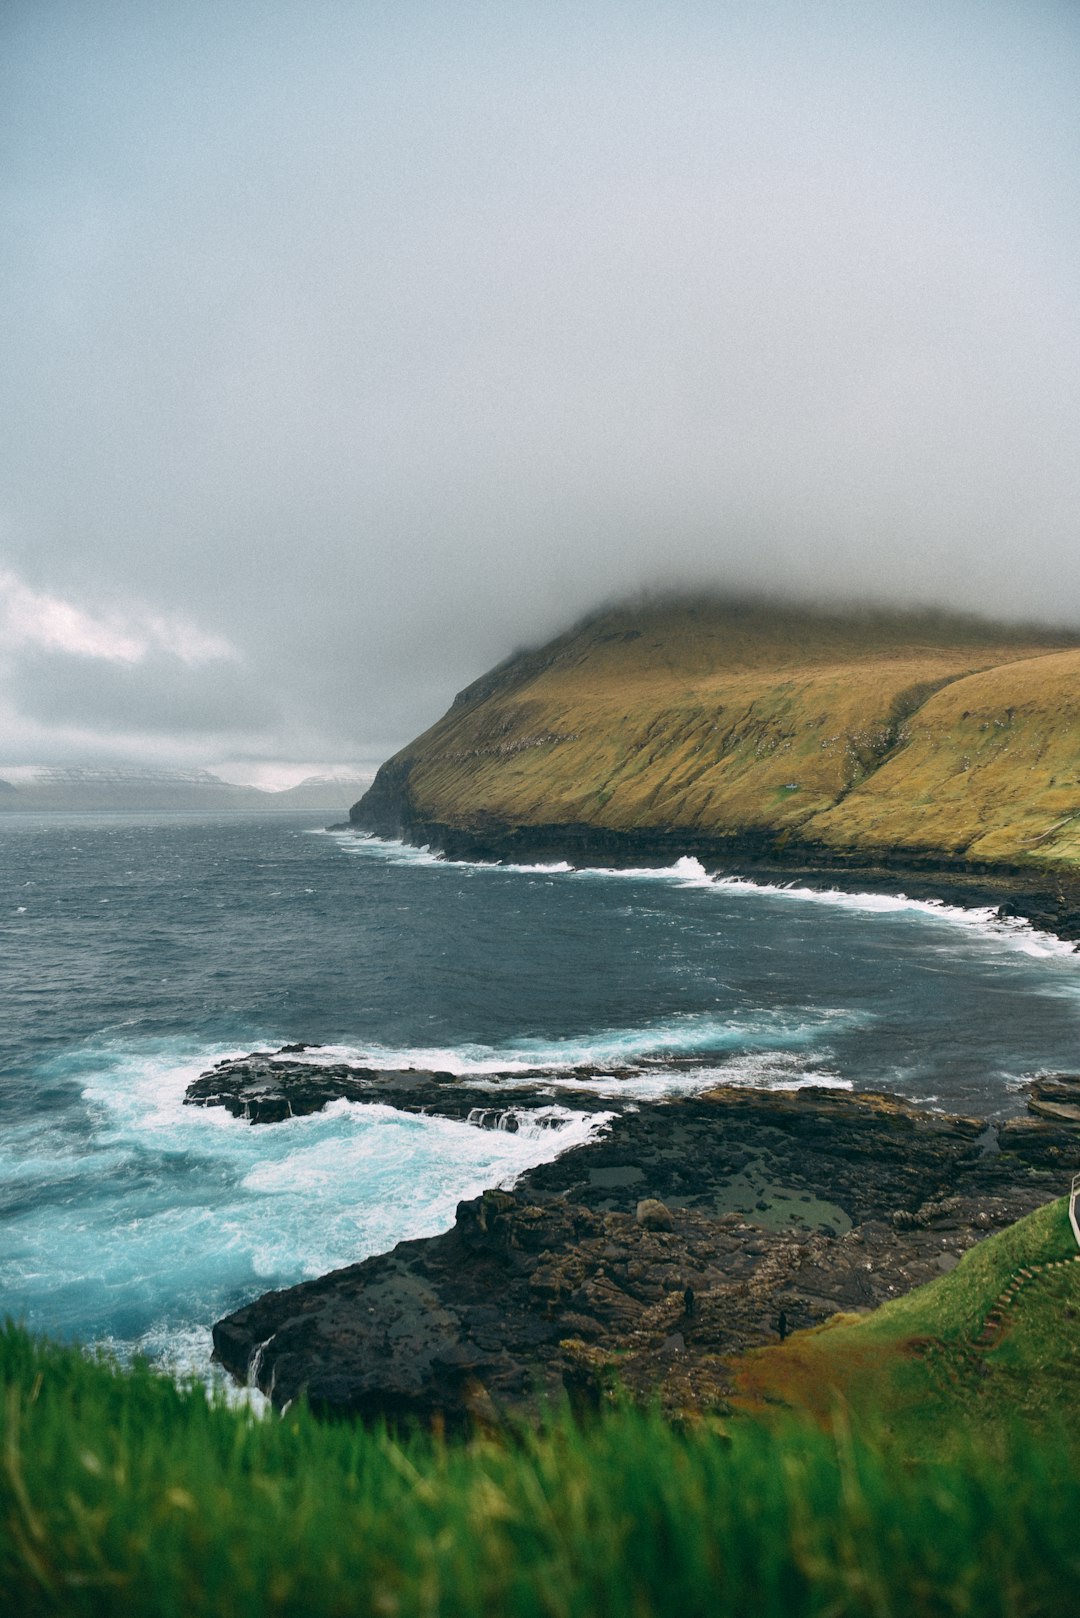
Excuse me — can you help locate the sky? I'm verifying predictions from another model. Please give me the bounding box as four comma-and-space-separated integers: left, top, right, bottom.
2, 1, 1079, 782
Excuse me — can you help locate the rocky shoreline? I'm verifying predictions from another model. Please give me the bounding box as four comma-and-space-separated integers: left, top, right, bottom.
338, 809, 1080, 946
189, 1049, 1080, 1426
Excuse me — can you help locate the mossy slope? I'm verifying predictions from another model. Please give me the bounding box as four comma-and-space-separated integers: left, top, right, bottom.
731, 1193, 1080, 1449
353, 598, 1080, 870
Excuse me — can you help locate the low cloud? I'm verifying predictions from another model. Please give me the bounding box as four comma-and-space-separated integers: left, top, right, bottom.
1, 2, 1078, 769
0, 563, 270, 764
0, 567, 237, 667
8, 646, 276, 737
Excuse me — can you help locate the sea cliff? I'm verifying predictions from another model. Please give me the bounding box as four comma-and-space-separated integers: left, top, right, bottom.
349, 598, 1080, 922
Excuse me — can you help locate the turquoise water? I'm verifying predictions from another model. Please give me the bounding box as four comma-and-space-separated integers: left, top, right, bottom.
3, 812, 1079, 1372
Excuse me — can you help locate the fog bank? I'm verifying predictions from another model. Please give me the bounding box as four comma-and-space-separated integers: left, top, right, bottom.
2, 1, 1078, 773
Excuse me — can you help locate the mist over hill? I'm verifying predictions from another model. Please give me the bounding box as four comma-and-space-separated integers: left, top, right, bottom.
3, 3, 1079, 770
351, 595, 1080, 873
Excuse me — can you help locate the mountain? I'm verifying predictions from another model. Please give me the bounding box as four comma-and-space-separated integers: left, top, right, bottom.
350, 596, 1080, 879
263, 774, 374, 811
0, 766, 370, 814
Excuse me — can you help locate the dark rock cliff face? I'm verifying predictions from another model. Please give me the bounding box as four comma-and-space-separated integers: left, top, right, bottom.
195, 1053, 1080, 1426
350, 755, 416, 838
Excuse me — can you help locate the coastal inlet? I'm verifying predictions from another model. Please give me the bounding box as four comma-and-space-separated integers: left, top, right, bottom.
4, 812, 1080, 1377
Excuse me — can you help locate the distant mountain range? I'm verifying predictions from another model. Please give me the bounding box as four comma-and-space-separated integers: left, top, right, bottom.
0, 767, 371, 813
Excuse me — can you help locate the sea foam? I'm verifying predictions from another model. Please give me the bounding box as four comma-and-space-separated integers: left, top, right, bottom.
0, 1038, 609, 1376
288, 1003, 859, 1078
334, 832, 1076, 957
711, 876, 1078, 958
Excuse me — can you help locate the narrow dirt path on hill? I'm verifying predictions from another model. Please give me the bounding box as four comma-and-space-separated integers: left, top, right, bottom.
914, 1251, 1080, 1393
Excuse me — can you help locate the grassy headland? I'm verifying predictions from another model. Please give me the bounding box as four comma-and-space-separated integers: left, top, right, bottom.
732, 1191, 1080, 1451
352, 596, 1080, 879
3, 1197, 1079, 1616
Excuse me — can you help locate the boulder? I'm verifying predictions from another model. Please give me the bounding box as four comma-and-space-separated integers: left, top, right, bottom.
636, 1198, 675, 1231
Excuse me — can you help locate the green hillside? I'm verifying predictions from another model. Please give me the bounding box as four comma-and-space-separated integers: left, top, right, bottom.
732, 1192, 1080, 1450
351, 597, 1080, 874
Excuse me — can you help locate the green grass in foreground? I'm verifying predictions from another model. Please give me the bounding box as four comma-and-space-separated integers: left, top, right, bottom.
4, 1323, 1080, 1617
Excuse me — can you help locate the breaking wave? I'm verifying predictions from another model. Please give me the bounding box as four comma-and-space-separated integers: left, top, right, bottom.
287, 1004, 858, 1077
335, 833, 1076, 956
0, 1038, 609, 1373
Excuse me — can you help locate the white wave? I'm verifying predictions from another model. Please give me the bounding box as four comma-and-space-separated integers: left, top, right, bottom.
336, 834, 713, 887
78, 1038, 250, 1134
712, 876, 1077, 958
287, 1006, 855, 1077
2, 1039, 608, 1374
500, 860, 574, 874
332, 831, 576, 877
1005, 1068, 1058, 1092
269, 1030, 856, 1101
575, 862, 1077, 957
330, 834, 1075, 958
93, 1323, 271, 1414
468, 1049, 852, 1100
569, 854, 714, 886
463, 1103, 606, 1137
239, 1098, 609, 1199
328, 831, 446, 866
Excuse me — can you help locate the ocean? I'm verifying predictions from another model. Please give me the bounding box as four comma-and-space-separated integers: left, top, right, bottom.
3, 811, 1079, 1378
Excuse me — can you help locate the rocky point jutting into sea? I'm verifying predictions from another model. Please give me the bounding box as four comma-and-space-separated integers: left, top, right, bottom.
192, 1049, 1080, 1424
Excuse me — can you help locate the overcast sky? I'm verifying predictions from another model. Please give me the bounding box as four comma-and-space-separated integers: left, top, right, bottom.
2, 1, 1079, 782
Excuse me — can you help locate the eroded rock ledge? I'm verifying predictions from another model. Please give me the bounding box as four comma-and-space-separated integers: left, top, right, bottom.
189, 1053, 1080, 1425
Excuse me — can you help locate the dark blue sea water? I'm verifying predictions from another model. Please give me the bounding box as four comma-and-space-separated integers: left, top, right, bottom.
3, 812, 1080, 1375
